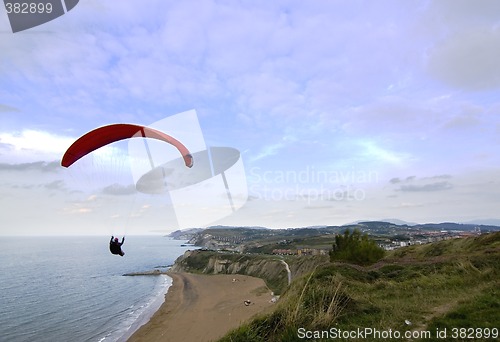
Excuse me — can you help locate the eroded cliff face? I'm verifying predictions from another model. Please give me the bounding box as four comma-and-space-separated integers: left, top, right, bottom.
169, 250, 195, 272
169, 250, 289, 294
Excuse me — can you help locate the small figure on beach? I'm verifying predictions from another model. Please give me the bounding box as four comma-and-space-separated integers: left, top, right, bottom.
109, 236, 125, 256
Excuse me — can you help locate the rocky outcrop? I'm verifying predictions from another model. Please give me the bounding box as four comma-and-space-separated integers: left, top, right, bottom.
169, 250, 196, 272
167, 228, 204, 241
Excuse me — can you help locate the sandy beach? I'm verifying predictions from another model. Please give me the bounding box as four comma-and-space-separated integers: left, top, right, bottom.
127, 273, 275, 342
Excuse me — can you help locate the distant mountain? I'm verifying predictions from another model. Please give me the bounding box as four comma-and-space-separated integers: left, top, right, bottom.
341, 220, 369, 226
206, 225, 270, 230
173, 220, 500, 239
461, 218, 500, 226
415, 222, 500, 232
380, 218, 418, 226
167, 228, 204, 239
339, 220, 500, 233
301, 225, 328, 229
343, 219, 418, 226
342, 219, 500, 230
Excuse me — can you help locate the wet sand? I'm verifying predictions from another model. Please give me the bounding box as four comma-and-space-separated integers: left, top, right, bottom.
127, 273, 275, 342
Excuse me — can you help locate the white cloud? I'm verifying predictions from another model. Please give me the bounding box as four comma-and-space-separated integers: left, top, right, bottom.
0, 130, 76, 164
0, 104, 20, 112
249, 142, 286, 163
2, 1, 500, 233
428, 0, 500, 29
358, 141, 411, 165
428, 28, 500, 90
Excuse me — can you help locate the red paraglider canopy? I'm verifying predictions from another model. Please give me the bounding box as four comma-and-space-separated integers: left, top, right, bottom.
61, 124, 193, 168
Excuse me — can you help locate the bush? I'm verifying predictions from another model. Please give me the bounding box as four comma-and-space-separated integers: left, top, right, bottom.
329, 229, 385, 265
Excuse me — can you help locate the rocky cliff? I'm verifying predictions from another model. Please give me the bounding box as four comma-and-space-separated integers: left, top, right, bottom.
170, 250, 289, 294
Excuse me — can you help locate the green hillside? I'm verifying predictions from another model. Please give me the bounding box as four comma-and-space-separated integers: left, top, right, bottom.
218, 232, 500, 341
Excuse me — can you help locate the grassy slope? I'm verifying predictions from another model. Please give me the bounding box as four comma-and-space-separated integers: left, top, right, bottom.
218, 232, 500, 341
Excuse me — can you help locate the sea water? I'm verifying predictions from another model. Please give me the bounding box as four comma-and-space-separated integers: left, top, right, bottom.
0, 236, 194, 342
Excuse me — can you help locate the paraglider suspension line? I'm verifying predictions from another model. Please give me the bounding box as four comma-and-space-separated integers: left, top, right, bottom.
221, 172, 235, 212
140, 128, 155, 169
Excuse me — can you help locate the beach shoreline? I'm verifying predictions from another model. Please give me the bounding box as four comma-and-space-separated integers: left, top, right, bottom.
117, 275, 173, 342
127, 272, 275, 342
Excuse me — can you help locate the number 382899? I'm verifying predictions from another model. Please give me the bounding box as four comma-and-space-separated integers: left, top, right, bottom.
5, 2, 53, 14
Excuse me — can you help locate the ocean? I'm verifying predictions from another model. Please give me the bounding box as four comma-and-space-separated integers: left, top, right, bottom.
0, 236, 194, 342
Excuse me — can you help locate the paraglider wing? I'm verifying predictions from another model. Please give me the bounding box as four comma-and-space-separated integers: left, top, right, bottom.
61, 124, 193, 168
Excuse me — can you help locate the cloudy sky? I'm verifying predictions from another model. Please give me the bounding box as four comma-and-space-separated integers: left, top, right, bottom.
1, 0, 500, 235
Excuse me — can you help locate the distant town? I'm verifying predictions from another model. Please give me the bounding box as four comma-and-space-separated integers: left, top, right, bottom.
169, 221, 498, 255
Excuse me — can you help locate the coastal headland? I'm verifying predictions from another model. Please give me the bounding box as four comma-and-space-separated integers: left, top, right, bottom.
129, 226, 500, 341
127, 272, 275, 342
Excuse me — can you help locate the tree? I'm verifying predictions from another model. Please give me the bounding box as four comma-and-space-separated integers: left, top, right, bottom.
329, 229, 385, 265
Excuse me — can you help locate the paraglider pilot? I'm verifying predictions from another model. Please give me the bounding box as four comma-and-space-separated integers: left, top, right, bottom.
110, 236, 125, 256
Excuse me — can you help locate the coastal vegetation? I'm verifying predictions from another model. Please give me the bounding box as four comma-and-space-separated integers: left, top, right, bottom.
217, 232, 500, 341
329, 228, 385, 265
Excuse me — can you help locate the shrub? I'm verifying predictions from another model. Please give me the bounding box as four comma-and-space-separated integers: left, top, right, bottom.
329, 229, 385, 265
